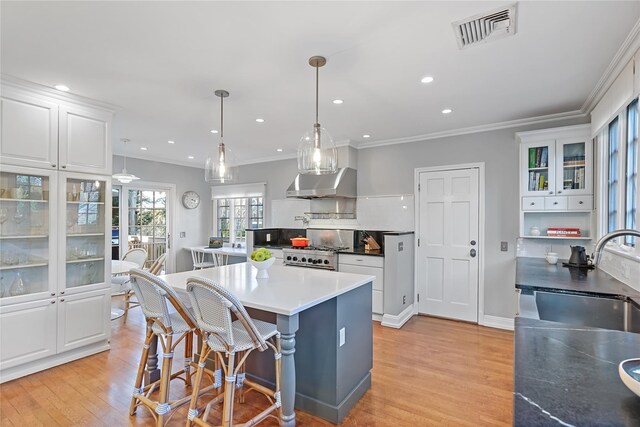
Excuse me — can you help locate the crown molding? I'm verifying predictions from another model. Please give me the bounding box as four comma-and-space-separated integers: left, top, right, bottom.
356, 109, 587, 150
1, 74, 119, 112
118, 152, 205, 170
581, 17, 640, 114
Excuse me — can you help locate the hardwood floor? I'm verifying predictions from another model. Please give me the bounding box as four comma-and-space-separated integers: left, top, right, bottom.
0, 300, 514, 426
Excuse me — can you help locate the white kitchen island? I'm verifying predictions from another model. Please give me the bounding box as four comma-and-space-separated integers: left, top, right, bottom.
158, 262, 375, 426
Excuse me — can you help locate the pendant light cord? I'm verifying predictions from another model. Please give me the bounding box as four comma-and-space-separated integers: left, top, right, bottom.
220, 93, 224, 143
315, 64, 319, 126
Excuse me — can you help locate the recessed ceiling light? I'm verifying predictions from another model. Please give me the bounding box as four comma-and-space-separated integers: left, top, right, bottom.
256, 118, 265, 123
442, 108, 453, 114
54, 84, 70, 91
210, 129, 219, 134
188, 155, 194, 160
332, 99, 343, 104
362, 134, 371, 138
276, 148, 283, 152
167, 140, 175, 144
421, 76, 434, 84
140, 147, 148, 151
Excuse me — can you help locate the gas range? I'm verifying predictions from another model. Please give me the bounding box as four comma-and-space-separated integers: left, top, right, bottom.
282, 246, 348, 270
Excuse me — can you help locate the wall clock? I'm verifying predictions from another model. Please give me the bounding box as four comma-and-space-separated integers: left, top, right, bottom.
182, 190, 200, 209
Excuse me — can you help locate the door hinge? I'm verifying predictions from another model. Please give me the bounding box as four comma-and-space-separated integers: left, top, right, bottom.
418, 238, 420, 247
418, 183, 421, 192
167, 233, 171, 249
417, 293, 420, 302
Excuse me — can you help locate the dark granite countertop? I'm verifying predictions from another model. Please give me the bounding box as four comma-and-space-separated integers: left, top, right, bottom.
516, 257, 640, 307
515, 317, 640, 426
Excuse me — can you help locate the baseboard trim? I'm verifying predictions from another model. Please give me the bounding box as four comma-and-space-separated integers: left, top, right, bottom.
372, 313, 383, 322
0, 341, 110, 384
480, 315, 515, 331
381, 304, 414, 329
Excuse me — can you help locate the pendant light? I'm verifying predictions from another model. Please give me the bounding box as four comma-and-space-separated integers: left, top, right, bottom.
297, 56, 337, 175
112, 138, 140, 184
205, 90, 237, 183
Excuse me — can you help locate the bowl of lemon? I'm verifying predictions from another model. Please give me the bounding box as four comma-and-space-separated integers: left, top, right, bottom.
249, 248, 276, 279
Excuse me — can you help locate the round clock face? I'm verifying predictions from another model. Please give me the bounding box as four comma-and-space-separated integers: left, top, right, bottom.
182, 191, 200, 209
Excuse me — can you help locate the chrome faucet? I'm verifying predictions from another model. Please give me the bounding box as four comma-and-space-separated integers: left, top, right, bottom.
294, 215, 310, 227
592, 229, 640, 267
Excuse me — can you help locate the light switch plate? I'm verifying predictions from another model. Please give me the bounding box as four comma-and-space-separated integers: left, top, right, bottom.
339, 327, 345, 347
180, 232, 186, 238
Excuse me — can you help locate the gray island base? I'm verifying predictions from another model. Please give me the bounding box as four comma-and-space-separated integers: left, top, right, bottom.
247, 282, 373, 424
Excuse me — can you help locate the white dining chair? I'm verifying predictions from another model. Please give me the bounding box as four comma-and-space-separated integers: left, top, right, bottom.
112, 247, 148, 322
190, 248, 215, 270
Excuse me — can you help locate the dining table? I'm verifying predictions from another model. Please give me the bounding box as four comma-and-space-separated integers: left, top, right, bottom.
155, 262, 375, 426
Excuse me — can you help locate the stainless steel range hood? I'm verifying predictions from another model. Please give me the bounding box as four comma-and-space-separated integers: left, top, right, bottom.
286, 167, 357, 199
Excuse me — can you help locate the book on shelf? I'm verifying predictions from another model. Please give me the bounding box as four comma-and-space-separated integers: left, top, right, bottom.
540, 147, 548, 167
547, 227, 582, 237
528, 148, 536, 168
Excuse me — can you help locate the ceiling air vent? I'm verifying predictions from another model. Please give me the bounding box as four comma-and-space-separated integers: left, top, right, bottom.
452, 3, 517, 49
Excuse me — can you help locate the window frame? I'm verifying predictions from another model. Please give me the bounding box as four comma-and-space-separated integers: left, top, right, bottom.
213, 196, 264, 243
598, 94, 640, 258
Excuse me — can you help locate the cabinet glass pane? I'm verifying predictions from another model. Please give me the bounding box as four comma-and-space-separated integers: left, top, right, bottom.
65, 178, 107, 289
0, 170, 50, 298
562, 142, 586, 191
527, 146, 550, 192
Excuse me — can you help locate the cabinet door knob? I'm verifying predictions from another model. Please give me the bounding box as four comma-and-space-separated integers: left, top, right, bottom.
557, 191, 562, 194
553, 202, 558, 205
51, 164, 57, 168
60, 299, 65, 302
530, 202, 535, 205
61, 165, 67, 169
60, 291, 65, 295
51, 293, 55, 296
579, 201, 584, 204
549, 191, 553, 194
51, 300, 56, 304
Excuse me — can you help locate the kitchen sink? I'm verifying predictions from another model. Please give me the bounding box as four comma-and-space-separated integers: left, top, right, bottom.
519, 290, 640, 333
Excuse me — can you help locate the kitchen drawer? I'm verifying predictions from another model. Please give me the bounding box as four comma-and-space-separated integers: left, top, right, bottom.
522, 197, 544, 211
372, 290, 383, 314
338, 254, 384, 268
338, 263, 383, 291
544, 196, 567, 210
568, 195, 592, 210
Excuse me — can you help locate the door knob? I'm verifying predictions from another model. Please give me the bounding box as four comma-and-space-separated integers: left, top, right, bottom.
470, 249, 477, 257
470, 240, 476, 246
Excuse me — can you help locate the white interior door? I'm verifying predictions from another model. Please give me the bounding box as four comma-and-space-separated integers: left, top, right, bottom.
417, 167, 479, 322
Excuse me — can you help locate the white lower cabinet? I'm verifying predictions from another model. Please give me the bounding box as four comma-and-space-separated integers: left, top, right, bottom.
0, 299, 57, 370
338, 254, 384, 315
57, 289, 110, 353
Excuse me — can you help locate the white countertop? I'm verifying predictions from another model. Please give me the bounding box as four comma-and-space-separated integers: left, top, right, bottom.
158, 262, 374, 316
187, 246, 247, 257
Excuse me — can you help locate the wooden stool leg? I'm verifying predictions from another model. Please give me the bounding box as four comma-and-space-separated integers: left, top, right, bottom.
156, 335, 173, 427
237, 351, 246, 404
130, 326, 155, 415
221, 353, 236, 427
123, 290, 131, 323
186, 343, 212, 427
184, 332, 193, 387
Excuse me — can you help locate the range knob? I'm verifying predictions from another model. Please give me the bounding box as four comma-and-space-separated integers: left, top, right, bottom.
312, 259, 317, 264
307, 258, 313, 263
286, 256, 292, 261
301, 257, 307, 262
324, 260, 330, 265
292, 256, 298, 261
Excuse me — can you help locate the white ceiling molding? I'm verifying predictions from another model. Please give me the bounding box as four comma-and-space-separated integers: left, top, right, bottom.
355, 109, 587, 149
211, 182, 266, 199
581, 17, 640, 114
1, 73, 118, 112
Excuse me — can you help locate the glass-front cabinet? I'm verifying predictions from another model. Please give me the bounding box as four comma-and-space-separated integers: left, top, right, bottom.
0, 166, 57, 304
59, 173, 110, 296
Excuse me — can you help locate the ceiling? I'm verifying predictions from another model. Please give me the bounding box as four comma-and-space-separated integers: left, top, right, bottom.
2, 1, 639, 168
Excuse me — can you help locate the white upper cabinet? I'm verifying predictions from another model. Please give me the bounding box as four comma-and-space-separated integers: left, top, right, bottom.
0, 83, 112, 175
518, 125, 592, 198
0, 89, 58, 170
59, 105, 111, 174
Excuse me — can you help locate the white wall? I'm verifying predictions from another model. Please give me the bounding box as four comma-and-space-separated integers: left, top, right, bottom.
113, 155, 212, 272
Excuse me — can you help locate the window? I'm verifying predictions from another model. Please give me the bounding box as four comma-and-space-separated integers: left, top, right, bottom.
625, 99, 638, 246
215, 197, 263, 242
608, 118, 619, 232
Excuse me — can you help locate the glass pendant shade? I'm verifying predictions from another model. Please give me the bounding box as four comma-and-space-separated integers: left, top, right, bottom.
205, 89, 237, 183
205, 142, 237, 183
298, 56, 338, 175
298, 124, 337, 174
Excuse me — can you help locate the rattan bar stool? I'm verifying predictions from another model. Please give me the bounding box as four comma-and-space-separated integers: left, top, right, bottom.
128, 269, 218, 426
185, 277, 282, 427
